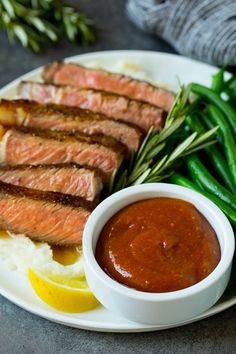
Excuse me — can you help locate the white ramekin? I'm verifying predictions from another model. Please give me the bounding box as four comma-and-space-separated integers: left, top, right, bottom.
83, 183, 235, 325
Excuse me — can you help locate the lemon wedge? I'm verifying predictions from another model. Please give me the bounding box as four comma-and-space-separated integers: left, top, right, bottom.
28, 268, 99, 313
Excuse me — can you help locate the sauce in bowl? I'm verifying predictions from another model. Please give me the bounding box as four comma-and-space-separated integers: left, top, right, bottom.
95, 198, 221, 293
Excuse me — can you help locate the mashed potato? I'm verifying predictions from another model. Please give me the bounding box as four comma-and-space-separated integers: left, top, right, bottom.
0, 231, 84, 277
86, 60, 150, 81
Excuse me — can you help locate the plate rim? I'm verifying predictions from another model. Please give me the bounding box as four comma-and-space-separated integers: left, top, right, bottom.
1, 281, 236, 332
0, 49, 235, 332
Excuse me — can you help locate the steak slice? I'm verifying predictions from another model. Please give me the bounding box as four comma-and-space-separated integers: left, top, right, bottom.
43, 61, 175, 111
18, 81, 166, 132
0, 127, 124, 182
0, 99, 142, 152
0, 164, 103, 201
0, 181, 93, 245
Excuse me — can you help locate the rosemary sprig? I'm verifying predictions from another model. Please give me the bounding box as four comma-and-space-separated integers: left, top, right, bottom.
110, 85, 218, 194
0, 0, 96, 52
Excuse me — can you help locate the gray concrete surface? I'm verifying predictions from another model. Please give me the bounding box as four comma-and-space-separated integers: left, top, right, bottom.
0, 1, 236, 353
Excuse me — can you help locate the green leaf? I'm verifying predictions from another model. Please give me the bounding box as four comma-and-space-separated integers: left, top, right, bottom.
108, 168, 118, 195
165, 84, 191, 127
2, 0, 15, 19
158, 115, 185, 143
187, 126, 218, 150
28, 36, 41, 52
110, 85, 216, 193
135, 127, 153, 162
0, 0, 96, 52
165, 132, 197, 164
128, 161, 151, 184
150, 155, 168, 175
113, 170, 127, 193
1, 12, 11, 25
13, 24, 28, 46
183, 140, 217, 156
133, 169, 151, 185
145, 142, 165, 160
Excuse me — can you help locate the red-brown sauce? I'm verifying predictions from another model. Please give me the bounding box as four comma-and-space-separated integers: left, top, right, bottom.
95, 198, 221, 292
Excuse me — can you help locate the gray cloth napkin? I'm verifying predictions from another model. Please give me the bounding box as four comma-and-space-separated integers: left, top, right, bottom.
127, 0, 236, 66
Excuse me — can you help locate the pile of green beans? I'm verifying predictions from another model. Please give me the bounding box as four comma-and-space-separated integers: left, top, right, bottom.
169, 70, 236, 228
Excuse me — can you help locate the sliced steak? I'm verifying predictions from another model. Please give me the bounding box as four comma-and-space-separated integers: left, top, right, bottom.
18, 81, 166, 132
0, 164, 103, 201
0, 127, 124, 182
0, 181, 93, 245
43, 61, 175, 111
0, 99, 142, 152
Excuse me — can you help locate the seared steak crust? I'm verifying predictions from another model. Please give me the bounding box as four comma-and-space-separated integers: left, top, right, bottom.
0, 180, 94, 209
14, 125, 127, 154
0, 99, 142, 151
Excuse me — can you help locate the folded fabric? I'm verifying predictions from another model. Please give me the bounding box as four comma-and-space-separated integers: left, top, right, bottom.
127, 0, 236, 66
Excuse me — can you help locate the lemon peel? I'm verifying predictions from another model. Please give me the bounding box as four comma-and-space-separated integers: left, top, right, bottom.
28, 268, 99, 313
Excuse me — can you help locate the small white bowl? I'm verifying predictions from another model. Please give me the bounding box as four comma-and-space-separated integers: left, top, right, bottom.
83, 183, 235, 325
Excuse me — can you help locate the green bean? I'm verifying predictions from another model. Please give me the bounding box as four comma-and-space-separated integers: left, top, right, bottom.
198, 112, 223, 144
211, 69, 224, 93
201, 113, 215, 130
186, 154, 236, 210
186, 115, 235, 192
187, 97, 202, 113
186, 115, 204, 133
169, 172, 236, 226
224, 76, 236, 98
207, 104, 236, 190
191, 83, 236, 138
224, 76, 235, 89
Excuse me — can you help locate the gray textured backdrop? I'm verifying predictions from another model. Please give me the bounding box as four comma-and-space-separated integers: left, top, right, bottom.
0, 1, 236, 353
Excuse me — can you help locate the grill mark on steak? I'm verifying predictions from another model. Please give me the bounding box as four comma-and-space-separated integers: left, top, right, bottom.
0, 181, 92, 245
0, 180, 94, 209
18, 81, 166, 132
43, 61, 175, 111
0, 99, 142, 151
0, 164, 103, 201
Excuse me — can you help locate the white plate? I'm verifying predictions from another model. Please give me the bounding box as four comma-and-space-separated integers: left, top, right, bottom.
0, 50, 235, 332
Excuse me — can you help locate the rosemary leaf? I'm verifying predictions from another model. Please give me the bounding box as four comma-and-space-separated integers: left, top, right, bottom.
133, 169, 152, 185
164, 84, 190, 127
108, 168, 118, 195
158, 115, 186, 143
145, 142, 165, 160
0, 0, 96, 52
182, 140, 218, 156
149, 155, 168, 175
128, 162, 151, 185
186, 126, 219, 150
110, 85, 217, 194
165, 132, 197, 164
13, 23, 28, 46
134, 127, 154, 163
112, 170, 128, 193
2, 0, 15, 19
